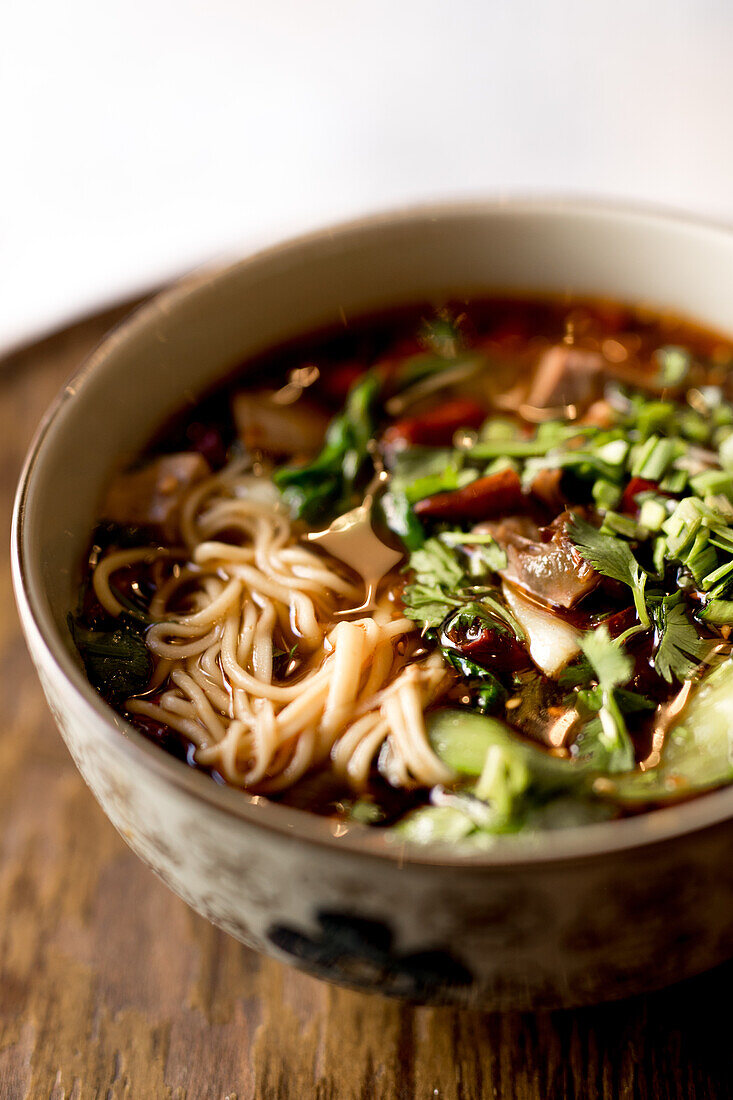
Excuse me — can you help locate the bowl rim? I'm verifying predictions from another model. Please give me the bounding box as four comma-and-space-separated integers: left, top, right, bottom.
12, 194, 733, 869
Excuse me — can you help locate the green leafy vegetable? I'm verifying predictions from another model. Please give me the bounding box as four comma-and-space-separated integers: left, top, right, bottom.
651, 593, 710, 683
654, 345, 691, 388
578, 625, 633, 689
407, 540, 468, 597
596, 661, 733, 804
700, 598, 733, 624
442, 651, 507, 714
388, 446, 475, 504
557, 657, 594, 689
442, 597, 525, 644
417, 709, 594, 836
69, 615, 153, 705
401, 535, 524, 643
439, 529, 508, 572
472, 421, 597, 464
378, 489, 425, 551
400, 584, 461, 629
573, 685, 655, 719
393, 805, 477, 844
274, 372, 380, 523
567, 513, 650, 638
348, 799, 386, 825
577, 625, 635, 772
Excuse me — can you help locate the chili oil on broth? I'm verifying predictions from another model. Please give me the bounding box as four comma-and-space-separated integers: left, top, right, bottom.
70, 296, 733, 843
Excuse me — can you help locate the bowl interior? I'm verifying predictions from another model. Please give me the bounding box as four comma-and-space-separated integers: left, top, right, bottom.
14, 199, 733, 862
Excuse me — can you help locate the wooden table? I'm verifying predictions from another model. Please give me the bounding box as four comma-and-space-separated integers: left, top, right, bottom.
1, 306, 732, 1100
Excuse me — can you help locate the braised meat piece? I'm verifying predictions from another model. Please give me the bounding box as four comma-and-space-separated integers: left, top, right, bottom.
414, 467, 525, 523
232, 390, 328, 458
102, 452, 209, 540
478, 512, 600, 610
526, 346, 606, 412
382, 398, 486, 449
528, 467, 567, 513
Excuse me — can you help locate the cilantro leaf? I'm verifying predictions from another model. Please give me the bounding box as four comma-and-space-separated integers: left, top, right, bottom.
567, 513, 641, 588
651, 592, 711, 683
401, 584, 462, 628
407, 538, 464, 588
401, 540, 520, 637
567, 513, 650, 638
577, 625, 635, 772
578, 625, 633, 691
402, 537, 465, 627
439, 529, 508, 573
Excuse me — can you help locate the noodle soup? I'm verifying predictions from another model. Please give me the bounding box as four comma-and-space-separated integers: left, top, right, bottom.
71, 297, 733, 844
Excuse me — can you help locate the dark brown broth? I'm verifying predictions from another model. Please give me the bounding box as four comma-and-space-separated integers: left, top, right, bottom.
79, 295, 733, 822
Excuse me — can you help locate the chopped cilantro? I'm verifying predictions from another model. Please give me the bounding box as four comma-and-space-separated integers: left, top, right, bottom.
401, 537, 465, 627
651, 592, 711, 683
567, 513, 650, 639
577, 625, 635, 772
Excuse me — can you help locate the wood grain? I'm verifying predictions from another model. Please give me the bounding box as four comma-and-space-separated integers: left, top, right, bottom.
1, 307, 732, 1099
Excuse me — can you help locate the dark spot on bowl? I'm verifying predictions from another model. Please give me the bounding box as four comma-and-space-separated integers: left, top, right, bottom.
268, 909, 472, 1000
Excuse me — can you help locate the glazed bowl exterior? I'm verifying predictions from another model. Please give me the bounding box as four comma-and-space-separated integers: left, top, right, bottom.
12, 200, 733, 1009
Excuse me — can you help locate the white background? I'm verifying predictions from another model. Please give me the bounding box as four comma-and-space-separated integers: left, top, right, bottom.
2, 0, 733, 353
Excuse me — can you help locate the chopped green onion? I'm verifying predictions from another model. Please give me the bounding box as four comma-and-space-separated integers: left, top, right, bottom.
659, 468, 688, 494
700, 599, 733, 624
638, 498, 668, 533
663, 498, 703, 556
678, 410, 710, 444
600, 512, 640, 539
702, 558, 733, 595
683, 530, 717, 586
478, 417, 519, 442
719, 432, 733, 471
654, 345, 691, 387
701, 495, 733, 523
631, 436, 678, 481
653, 536, 668, 576
592, 478, 623, 511
596, 439, 629, 466
690, 469, 733, 499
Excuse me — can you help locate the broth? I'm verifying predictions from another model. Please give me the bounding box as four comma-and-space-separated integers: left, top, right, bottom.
71, 296, 733, 843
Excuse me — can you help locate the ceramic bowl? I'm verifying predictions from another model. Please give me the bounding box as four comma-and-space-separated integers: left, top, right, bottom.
12, 200, 733, 1009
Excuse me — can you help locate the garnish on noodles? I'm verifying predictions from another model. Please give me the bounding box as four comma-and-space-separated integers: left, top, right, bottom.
72, 298, 733, 843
